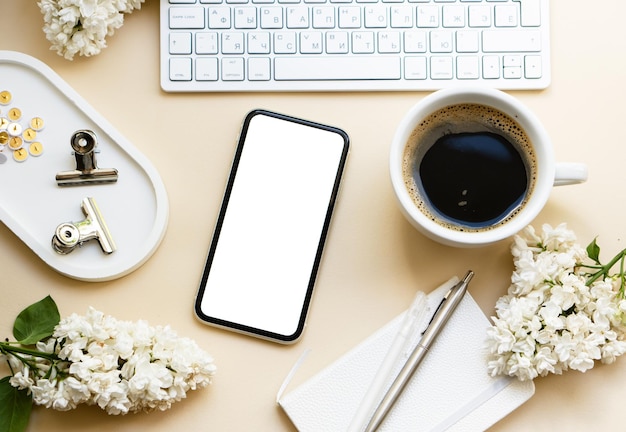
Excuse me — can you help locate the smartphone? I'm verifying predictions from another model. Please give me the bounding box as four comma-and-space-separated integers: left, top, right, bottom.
195, 110, 349, 343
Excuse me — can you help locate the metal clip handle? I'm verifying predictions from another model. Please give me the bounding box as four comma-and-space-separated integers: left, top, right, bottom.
55, 130, 118, 186
52, 197, 116, 255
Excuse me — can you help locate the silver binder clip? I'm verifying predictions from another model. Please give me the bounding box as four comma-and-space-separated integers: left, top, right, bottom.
52, 197, 117, 255
55, 130, 118, 186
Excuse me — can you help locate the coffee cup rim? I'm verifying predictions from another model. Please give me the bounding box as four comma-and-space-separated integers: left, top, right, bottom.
390, 87, 555, 247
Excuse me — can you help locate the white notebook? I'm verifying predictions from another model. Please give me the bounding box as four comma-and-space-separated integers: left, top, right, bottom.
277, 277, 534, 431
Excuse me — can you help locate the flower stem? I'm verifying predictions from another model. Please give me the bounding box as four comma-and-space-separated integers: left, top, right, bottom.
0, 341, 58, 361
584, 248, 626, 294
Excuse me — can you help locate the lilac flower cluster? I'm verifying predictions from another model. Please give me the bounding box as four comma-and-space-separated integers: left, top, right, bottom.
486, 224, 626, 381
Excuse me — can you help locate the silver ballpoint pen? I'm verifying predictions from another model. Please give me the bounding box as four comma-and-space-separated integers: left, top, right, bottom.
363, 270, 475, 432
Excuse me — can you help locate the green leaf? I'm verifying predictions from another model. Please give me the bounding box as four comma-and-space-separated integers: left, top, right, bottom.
587, 238, 601, 264
13, 296, 61, 345
0, 376, 32, 432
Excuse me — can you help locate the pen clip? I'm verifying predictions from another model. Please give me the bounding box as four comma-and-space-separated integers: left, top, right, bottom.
421, 281, 456, 335
422, 271, 474, 336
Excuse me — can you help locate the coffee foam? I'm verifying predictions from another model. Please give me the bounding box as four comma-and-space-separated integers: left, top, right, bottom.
402, 103, 537, 232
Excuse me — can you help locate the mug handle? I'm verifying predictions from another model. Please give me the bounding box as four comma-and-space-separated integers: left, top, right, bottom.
554, 162, 588, 186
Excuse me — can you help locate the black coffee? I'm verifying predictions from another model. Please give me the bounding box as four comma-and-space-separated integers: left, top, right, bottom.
418, 132, 527, 227
402, 103, 536, 232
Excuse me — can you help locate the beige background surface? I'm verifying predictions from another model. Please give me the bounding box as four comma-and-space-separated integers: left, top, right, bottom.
1, 0, 625, 430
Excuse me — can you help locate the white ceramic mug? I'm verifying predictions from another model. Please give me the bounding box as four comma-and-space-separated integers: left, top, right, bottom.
389, 87, 587, 248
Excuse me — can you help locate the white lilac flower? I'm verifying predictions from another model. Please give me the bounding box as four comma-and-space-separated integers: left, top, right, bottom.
37, 0, 145, 60
6, 307, 216, 414
486, 223, 626, 381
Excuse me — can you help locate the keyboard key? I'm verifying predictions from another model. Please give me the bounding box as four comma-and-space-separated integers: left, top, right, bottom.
222, 32, 245, 53
378, 31, 401, 53
274, 31, 297, 53
339, 6, 361, 28
430, 56, 453, 79
313, 6, 336, 28
417, 5, 439, 28
404, 31, 427, 52
261, 6, 284, 27
524, 55, 542, 78
209, 6, 232, 28
503, 65, 522, 78
442, 5, 465, 28
483, 30, 541, 52
222, 58, 245, 80
390, 5, 413, 28
169, 57, 192, 80
352, 31, 375, 53
457, 56, 480, 79
196, 32, 219, 53
516, 0, 541, 27
326, 31, 350, 53
169, 32, 192, 54
456, 30, 479, 53
482, 55, 500, 78
169, 7, 206, 28
503, 55, 522, 67
365, 6, 388, 28
405, 56, 427, 79
234, 6, 258, 28
300, 31, 323, 52
274, 56, 401, 79
430, 31, 453, 53
468, 5, 491, 27
196, 57, 219, 80
495, 5, 518, 27
248, 57, 272, 79
287, 6, 310, 28
248, 31, 271, 53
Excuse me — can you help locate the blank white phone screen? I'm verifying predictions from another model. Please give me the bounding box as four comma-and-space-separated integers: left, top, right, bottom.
196, 111, 348, 342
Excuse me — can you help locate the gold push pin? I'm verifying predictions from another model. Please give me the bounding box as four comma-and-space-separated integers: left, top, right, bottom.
8, 136, 22, 150
29, 142, 44, 156
0, 91, 11, 105
30, 117, 45, 131
0, 117, 8, 130
13, 148, 28, 162
0, 131, 8, 145
56, 130, 118, 186
22, 128, 37, 142
8, 107, 21, 121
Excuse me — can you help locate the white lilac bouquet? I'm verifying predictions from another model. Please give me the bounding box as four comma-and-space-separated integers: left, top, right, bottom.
486, 223, 626, 381
37, 0, 145, 60
0, 296, 216, 432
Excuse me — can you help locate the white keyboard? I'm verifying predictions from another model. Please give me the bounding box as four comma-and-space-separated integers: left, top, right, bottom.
160, 0, 550, 92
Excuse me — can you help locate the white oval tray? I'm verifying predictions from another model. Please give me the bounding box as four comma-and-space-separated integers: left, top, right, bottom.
0, 51, 169, 281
